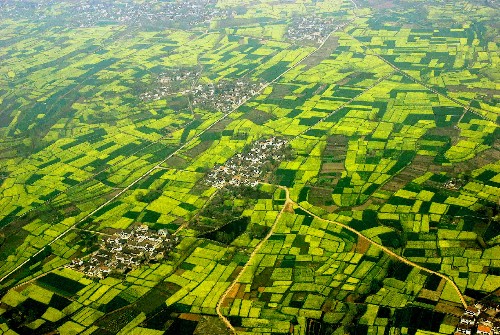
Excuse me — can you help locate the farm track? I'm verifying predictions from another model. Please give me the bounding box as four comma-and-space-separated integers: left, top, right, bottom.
0, 31, 212, 229
217, 184, 467, 333
9, 265, 66, 292
216, 186, 292, 335
289, 198, 468, 309
1, 0, 477, 327
0, 27, 350, 285
346, 0, 497, 126
347, 35, 498, 124
348, 0, 496, 124
293, 71, 395, 140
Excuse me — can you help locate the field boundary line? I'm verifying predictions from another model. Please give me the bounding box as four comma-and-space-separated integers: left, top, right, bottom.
216, 186, 291, 334
216, 182, 467, 334
0, 28, 348, 285
293, 71, 395, 140
346, 34, 497, 124
8, 265, 66, 292
292, 198, 468, 309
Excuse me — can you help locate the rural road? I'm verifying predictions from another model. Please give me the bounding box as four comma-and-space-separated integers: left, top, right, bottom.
216, 185, 467, 333
347, 34, 496, 124
292, 201, 468, 309
216, 186, 292, 335
0, 23, 352, 286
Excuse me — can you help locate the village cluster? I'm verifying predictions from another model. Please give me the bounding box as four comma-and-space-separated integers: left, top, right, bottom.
455, 303, 500, 335
141, 74, 263, 113
286, 16, 338, 43
140, 68, 201, 101
191, 80, 264, 113
1, 0, 230, 27
72, 0, 230, 27
70, 225, 178, 279
206, 137, 288, 189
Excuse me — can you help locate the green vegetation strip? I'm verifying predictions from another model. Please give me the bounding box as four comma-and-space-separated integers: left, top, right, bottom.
291, 194, 468, 309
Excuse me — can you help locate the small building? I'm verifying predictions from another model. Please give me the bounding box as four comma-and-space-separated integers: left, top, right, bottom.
465, 306, 481, 317
460, 315, 476, 326
481, 319, 494, 328
158, 229, 170, 237
137, 224, 149, 233
456, 324, 473, 335
71, 259, 83, 266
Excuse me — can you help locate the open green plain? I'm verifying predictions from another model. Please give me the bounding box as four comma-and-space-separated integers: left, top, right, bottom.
0, 0, 499, 334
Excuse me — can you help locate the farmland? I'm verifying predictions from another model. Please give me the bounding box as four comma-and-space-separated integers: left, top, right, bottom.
0, 0, 499, 334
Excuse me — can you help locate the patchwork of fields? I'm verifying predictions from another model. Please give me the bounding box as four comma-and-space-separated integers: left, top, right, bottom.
0, 0, 499, 334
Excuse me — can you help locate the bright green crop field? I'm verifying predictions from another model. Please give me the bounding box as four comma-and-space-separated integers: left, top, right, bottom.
0, 0, 499, 334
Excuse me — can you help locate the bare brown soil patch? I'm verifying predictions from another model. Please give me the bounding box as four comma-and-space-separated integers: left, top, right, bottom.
164, 155, 189, 169
435, 301, 464, 317
284, 202, 295, 214
236, 284, 246, 299
355, 236, 370, 254
321, 162, 345, 173
179, 313, 201, 321
302, 35, 339, 71
228, 266, 243, 281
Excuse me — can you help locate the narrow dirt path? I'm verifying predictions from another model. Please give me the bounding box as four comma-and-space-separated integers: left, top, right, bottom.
291, 197, 468, 309
217, 182, 467, 334
216, 186, 292, 334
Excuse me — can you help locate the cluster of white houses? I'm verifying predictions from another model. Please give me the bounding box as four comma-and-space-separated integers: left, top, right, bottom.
206, 137, 288, 189
141, 75, 263, 113
70, 225, 178, 279
456, 304, 500, 335
286, 16, 338, 43
65, 0, 229, 28
140, 68, 201, 101
191, 80, 264, 113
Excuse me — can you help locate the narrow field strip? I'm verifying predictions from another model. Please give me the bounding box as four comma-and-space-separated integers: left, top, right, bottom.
291, 199, 468, 309
216, 187, 292, 334
216, 185, 467, 333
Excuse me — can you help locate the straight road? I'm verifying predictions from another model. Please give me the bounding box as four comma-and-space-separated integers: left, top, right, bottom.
0, 24, 351, 285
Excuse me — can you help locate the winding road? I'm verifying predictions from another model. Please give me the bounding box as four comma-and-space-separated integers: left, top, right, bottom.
216, 185, 467, 334
291, 200, 468, 309
216, 186, 292, 334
